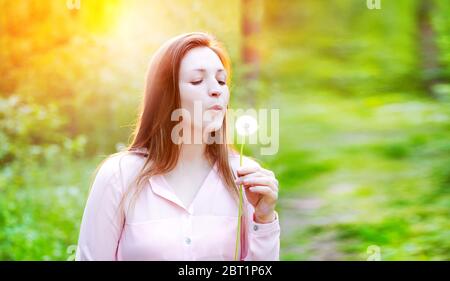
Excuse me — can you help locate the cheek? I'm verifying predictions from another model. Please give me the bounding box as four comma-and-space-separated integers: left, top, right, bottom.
179, 83, 207, 103
179, 84, 197, 111
224, 88, 230, 105
180, 83, 216, 114
179, 83, 207, 128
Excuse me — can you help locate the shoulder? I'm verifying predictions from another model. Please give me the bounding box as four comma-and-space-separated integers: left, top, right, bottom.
99, 151, 146, 174
94, 151, 148, 190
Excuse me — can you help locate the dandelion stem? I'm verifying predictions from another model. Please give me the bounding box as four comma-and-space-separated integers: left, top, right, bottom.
234, 138, 245, 261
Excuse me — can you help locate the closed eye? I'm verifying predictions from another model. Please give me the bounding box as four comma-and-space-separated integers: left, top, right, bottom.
218, 80, 226, 85
190, 80, 203, 85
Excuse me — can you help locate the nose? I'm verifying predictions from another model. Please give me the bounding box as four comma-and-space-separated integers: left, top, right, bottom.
209, 89, 221, 97
208, 83, 222, 98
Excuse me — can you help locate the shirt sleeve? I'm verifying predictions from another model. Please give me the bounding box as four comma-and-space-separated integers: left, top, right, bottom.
75, 156, 125, 261
243, 199, 281, 261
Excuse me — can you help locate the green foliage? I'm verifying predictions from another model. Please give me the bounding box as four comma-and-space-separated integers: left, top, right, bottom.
0, 95, 86, 188
0, 94, 91, 260
0, 0, 449, 260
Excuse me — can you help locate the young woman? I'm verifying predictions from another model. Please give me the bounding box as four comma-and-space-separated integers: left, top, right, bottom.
75, 32, 280, 261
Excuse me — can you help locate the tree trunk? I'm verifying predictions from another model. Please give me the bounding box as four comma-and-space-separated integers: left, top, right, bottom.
241, 0, 263, 106
418, 0, 441, 97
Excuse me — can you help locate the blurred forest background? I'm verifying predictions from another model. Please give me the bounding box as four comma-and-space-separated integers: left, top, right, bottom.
0, 0, 449, 260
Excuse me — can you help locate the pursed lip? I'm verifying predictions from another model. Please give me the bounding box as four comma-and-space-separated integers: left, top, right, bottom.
208, 104, 224, 111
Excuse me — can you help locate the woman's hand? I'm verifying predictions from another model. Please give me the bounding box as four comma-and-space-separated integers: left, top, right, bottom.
235, 165, 279, 224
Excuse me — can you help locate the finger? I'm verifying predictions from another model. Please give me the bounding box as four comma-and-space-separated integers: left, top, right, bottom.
237, 165, 276, 178
238, 168, 278, 190
247, 186, 278, 200
238, 177, 278, 191
236, 165, 260, 176
260, 168, 275, 178
236, 171, 266, 181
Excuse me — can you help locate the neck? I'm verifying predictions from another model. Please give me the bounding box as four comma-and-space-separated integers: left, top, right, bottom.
178, 143, 208, 167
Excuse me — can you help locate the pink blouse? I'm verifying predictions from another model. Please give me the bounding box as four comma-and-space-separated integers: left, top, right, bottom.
75, 150, 280, 261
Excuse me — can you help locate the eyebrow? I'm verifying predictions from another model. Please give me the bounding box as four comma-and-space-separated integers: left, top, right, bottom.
191, 68, 227, 75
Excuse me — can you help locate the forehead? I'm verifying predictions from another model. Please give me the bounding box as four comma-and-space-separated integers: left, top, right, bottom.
179, 47, 225, 73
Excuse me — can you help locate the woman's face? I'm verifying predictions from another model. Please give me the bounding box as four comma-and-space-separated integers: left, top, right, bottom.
178, 46, 229, 140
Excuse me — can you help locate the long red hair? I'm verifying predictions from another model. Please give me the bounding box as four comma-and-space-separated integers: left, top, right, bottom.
121, 32, 241, 213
